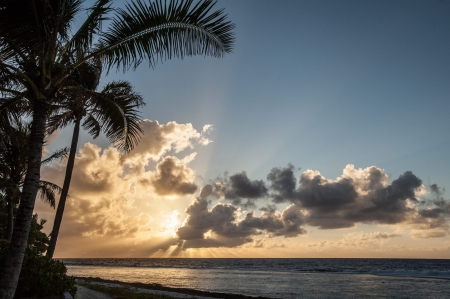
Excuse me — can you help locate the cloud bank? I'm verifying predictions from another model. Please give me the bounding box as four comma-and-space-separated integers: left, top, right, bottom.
175, 164, 450, 249
37, 120, 211, 256
36, 120, 450, 256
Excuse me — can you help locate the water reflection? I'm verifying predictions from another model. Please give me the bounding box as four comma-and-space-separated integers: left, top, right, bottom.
68, 266, 450, 299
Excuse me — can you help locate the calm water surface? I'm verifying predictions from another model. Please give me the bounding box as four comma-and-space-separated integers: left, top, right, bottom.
64, 259, 450, 298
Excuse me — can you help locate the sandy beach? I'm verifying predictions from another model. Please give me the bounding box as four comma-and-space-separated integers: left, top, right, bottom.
77, 277, 271, 299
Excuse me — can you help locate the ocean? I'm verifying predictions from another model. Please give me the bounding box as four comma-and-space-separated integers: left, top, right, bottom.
63, 258, 450, 298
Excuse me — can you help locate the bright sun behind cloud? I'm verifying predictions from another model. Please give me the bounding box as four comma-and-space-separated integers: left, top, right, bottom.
160, 210, 181, 237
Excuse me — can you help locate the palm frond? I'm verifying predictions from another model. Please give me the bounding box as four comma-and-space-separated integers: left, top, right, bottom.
0, 95, 29, 130
47, 110, 75, 134
41, 147, 69, 165
62, 0, 113, 56
82, 114, 101, 139
37, 180, 64, 208
58, 0, 85, 43
88, 80, 145, 151
88, 0, 234, 71
0, 66, 26, 96
0, 0, 56, 61
0, 1, 37, 60
65, 56, 102, 91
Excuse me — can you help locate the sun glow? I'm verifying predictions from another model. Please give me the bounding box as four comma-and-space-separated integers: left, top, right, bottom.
160, 210, 181, 237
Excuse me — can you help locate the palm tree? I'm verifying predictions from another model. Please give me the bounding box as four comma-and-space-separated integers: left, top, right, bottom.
0, 0, 234, 296
0, 118, 67, 242
45, 57, 145, 258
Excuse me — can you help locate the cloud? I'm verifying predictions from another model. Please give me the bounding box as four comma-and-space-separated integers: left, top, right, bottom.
38, 130, 450, 257
266, 163, 297, 203
151, 156, 198, 196
213, 171, 268, 207
37, 120, 212, 256
41, 143, 149, 239
176, 188, 306, 248
306, 231, 402, 253
266, 164, 446, 231
173, 164, 450, 249
124, 120, 212, 164
410, 230, 447, 239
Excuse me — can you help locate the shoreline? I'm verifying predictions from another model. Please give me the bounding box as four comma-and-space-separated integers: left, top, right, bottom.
76, 277, 273, 299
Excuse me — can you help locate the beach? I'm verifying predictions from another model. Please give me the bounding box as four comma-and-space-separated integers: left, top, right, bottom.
77, 277, 270, 299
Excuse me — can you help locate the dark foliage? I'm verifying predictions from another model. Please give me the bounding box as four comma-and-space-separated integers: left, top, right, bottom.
0, 214, 76, 298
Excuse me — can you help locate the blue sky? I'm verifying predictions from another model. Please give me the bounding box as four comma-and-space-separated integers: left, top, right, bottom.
87, 0, 450, 185
40, 0, 450, 257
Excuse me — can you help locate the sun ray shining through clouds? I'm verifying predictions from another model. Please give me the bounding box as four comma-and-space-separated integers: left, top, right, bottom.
32, 0, 450, 259
36, 119, 450, 258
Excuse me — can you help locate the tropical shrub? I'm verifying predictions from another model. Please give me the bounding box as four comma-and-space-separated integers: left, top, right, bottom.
0, 215, 76, 298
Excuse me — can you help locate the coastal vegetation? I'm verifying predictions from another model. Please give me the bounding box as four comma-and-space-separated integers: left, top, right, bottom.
0, 0, 234, 297
0, 118, 67, 242
0, 216, 76, 298
0, 119, 76, 298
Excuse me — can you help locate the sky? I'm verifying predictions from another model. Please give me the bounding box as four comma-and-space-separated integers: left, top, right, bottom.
35, 0, 450, 258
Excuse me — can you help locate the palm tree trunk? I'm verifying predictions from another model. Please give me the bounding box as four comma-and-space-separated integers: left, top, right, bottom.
6, 199, 14, 242
0, 103, 48, 299
46, 117, 81, 258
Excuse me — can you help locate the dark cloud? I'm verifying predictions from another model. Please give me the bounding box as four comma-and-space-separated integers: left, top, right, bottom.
429, 183, 447, 207
266, 164, 297, 203
213, 171, 267, 207
350, 171, 423, 225
419, 208, 444, 219
176, 187, 306, 248
177, 197, 257, 242
178, 165, 449, 246
267, 165, 450, 232
217, 172, 268, 199
296, 172, 357, 211
414, 183, 450, 237
152, 157, 198, 196
272, 205, 306, 237
260, 204, 278, 213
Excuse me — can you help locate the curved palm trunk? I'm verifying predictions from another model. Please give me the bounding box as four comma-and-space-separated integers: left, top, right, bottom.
46, 117, 81, 258
6, 199, 14, 242
0, 103, 48, 299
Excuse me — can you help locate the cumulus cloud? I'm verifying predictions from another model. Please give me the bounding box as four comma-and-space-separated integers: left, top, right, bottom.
124, 120, 212, 164
176, 187, 306, 248
172, 164, 450, 250
212, 171, 268, 207
41, 143, 150, 239
37, 120, 212, 256
151, 156, 198, 196
266, 164, 446, 231
38, 125, 450, 258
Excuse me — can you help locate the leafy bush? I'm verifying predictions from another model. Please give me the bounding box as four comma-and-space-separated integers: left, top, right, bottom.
0, 215, 77, 298
16, 253, 77, 298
